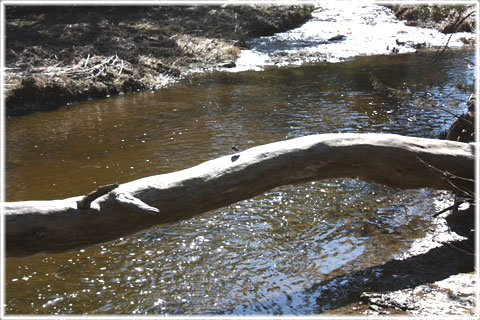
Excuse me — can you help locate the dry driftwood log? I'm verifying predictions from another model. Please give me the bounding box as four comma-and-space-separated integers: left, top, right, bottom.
4, 133, 474, 257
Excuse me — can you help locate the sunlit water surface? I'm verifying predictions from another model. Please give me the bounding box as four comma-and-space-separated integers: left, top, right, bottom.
5, 14, 474, 313
234, 3, 473, 70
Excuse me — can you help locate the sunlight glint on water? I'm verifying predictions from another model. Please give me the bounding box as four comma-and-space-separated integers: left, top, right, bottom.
233, 4, 472, 70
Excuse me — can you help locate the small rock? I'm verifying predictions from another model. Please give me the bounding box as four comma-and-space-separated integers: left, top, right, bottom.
328, 34, 346, 42
219, 61, 236, 68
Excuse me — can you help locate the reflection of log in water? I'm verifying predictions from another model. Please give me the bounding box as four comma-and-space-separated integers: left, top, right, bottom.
369, 72, 411, 101
5, 133, 474, 257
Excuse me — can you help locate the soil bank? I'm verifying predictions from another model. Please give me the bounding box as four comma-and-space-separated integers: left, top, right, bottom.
4, 5, 314, 116
4, 4, 475, 117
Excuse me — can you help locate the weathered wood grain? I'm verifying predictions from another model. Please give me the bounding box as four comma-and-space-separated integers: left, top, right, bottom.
4, 133, 474, 257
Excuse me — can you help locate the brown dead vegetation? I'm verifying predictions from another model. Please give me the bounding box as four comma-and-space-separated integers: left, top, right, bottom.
386, 4, 476, 33
5, 5, 314, 116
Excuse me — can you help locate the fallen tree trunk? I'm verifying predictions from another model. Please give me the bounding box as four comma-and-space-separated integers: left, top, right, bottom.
4, 133, 474, 257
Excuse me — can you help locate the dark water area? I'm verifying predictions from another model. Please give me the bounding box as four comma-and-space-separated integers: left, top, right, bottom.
4, 48, 474, 314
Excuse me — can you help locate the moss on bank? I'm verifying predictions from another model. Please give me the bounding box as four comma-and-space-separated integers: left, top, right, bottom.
5, 5, 314, 116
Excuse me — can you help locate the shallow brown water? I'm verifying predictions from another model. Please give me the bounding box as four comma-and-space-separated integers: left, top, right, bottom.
4, 49, 474, 314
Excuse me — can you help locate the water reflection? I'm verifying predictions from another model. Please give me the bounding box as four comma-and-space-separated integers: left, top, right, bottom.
5, 49, 473, 314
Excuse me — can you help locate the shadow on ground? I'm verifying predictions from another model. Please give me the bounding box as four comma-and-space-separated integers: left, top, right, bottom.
214, 218, 474, 315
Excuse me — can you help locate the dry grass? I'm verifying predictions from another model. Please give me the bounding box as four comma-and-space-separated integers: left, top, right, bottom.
5, 5, 314, 116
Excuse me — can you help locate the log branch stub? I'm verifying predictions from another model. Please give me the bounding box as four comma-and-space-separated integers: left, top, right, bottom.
76, 183, 119, 209
112, 190, 160, 215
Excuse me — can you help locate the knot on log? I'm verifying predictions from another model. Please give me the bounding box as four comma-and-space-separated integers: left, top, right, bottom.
77, 183, 119, 209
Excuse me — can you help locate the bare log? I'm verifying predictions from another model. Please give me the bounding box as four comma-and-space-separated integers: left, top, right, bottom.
4, 133, 474, 257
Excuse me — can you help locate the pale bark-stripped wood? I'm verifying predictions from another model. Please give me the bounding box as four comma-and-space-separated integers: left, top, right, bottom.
4, 133, 475, 257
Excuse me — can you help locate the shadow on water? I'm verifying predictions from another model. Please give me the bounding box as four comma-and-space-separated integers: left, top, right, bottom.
215, 238, 474, 315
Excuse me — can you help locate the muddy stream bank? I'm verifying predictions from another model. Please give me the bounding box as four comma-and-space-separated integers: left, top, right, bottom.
5, 5, 314, 116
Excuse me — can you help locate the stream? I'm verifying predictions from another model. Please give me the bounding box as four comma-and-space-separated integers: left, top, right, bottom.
4, 4, 475, 315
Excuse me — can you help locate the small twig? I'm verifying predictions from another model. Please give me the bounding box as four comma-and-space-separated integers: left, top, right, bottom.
413, 95, 465, 120
417, 156, 474, 197
94, 66, 105, 78
432, 204, 455, 217
432, 33, 453, 64
118, 58, 124, 76
463, 57, 475, 66
444, 241, 474, 256
83, 53, 90, 68
166, 57, 183, 75
432, 235, 475, 256
454, 10, 476, 32
432, 10, 476, 64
